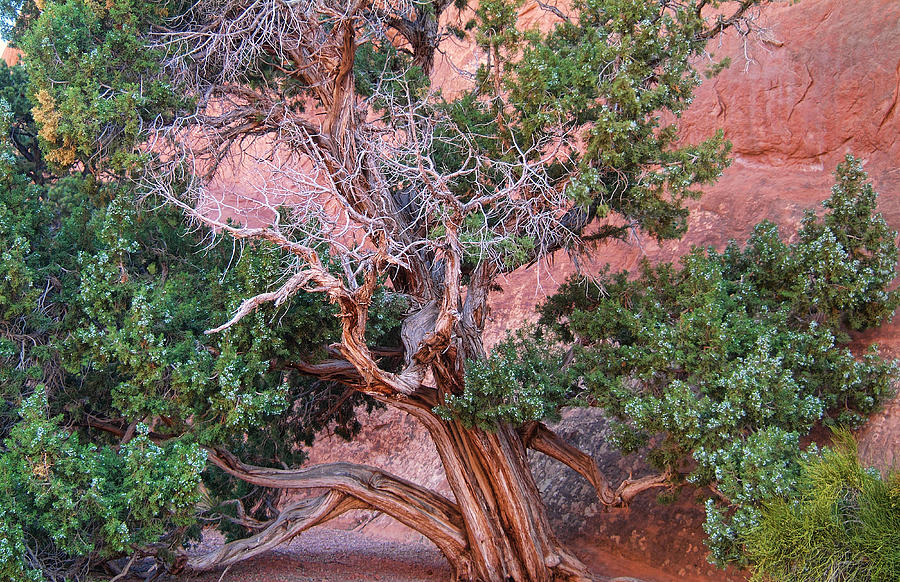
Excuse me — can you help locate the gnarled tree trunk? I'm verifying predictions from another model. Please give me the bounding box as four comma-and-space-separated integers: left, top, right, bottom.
391, 319, 595, 581
140, 0, 753, 576
178, 245, 673, 581
409, 407, 595, 581
199, 402, 598, 580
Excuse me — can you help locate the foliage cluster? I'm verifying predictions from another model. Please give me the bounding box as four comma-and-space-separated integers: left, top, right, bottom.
0, 65, 403, 579
552, 157, 898, 565
17, 0, 183, 171
503, 0, 731, 240
436, 328, 569, 428
0, 392, 205, 581
432, 0, 734, 263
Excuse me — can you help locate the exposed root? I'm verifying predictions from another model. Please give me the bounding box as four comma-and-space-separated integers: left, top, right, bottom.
205, 448, 467, 560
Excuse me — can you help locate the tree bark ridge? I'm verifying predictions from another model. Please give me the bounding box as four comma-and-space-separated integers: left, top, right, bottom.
393, 398, 596, 582
205, 448, 468, 557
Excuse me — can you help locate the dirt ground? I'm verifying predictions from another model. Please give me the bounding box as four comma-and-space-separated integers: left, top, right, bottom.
185, 527, 723, 582
188, 528, 449, 582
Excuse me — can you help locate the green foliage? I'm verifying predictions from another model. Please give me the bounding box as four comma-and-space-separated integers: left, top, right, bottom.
0, 66, 393, 578
435, 329, 570, 429
405, 0, 736, 271
535, 157, 898, 566
353, 40, 429, 111
793, 156, 900, 330
15, 0, 183, 172
501, 0, 732, 240
743, 431, 900, 582
0, 65, 45, 183
0, 390, 205, 580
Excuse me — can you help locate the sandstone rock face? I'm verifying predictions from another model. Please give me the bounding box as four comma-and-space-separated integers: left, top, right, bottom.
303, 0, 900, 576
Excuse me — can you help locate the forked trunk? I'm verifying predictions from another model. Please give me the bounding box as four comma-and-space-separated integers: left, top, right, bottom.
398, 398, 594, 581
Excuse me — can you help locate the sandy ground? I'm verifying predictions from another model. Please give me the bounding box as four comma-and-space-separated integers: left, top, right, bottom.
184, 527, 715, 582
188, 528, 450, 582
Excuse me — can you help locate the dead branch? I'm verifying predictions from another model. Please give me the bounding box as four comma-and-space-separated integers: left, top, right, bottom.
206, 270, 317, 334
184, 491, 366, 571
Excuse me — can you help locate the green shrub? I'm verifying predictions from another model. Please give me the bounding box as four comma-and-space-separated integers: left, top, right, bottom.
744, 431, 900, 582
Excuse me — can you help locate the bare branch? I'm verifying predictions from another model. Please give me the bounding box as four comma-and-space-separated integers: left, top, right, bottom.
184, 491, 367, 571
536, 0, 571, 23
521, 422, 672, 506
205, 448, 468, 556
205, 270, 317, 334
109, 553, 139, 582
279, 358, 366, 385
698, 0, 768, 40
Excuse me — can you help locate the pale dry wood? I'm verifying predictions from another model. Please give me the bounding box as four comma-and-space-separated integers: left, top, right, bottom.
185, 491, 366, 571
204, 447, 468, 558
206, 270, 316, 334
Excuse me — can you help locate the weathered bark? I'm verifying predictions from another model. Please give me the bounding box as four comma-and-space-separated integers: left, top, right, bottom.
206, 449, 468, 556
187, 446, 479, 578
186, 405, 602, 581
185, 491, 367, 570
218, 278, 612, 580
172, 289, 673, 582
389, 392, 595, 581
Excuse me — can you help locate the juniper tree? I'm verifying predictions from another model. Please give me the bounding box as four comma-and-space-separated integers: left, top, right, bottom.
6, 0, 888, 581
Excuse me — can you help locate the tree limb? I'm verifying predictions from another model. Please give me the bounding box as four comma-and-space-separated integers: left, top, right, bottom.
205, 448, 467, 555
698, 0, 763, 40
206, 270, 318, 334
278, 358, 365, 384
186, 213, 420, 397
183, 491, 366, 571
520, 422, 671, 506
